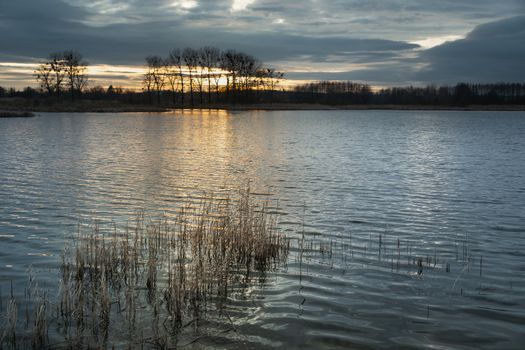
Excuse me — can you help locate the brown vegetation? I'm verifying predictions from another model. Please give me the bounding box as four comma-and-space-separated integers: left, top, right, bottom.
0, 188, 289, 349
0, 110, 34, 118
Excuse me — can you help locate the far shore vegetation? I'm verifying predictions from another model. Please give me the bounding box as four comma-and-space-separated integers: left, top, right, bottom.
0, 110, 34, 118
1, 48, 525, 113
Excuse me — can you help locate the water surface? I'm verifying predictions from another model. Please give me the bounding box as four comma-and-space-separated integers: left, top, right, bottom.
1, 110, 524, 348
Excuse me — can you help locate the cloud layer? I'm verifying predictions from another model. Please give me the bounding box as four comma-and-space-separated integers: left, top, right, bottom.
0, 0, 523, 87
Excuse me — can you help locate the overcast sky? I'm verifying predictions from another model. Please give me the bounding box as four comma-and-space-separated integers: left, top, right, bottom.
0, 0, 524, 88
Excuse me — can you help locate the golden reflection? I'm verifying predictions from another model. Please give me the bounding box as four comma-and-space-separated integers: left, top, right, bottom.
125, 109, 287, 216
152, 109, 236, 214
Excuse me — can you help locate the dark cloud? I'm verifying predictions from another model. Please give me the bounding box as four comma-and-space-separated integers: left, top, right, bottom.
415, 16, 525, 83
245, 0, 523, 38
0, 0, 86, 22
287, 15, 525, 85
0, 0, 418, 65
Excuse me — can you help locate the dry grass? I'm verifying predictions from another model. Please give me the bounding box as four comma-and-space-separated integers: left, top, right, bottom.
0, 187, 289, 349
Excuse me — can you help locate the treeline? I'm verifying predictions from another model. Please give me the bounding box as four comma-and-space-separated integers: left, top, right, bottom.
2, 49, 525, 107
292, 81, 525, 105
293, 81, 373, 104
4, 81, 525, 106
142, 47, 284, 105
26, 48, 284, 106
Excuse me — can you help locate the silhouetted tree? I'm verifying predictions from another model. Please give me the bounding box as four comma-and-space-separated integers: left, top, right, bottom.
454, 83, 472, 105
21, 86, 38, 98
48, 53, 66, 96
211, 56, 223, 100
143, 71, 154, 104
238, 52, 259, 92
168, 49, 185, 105
88, 85, 106, 98
144, 55, 165, 105
219, 52, 230, 98
200, 46, 220, 104
260, 68, 284, 100
34, 62, 54, 95
293, 81, 372, 104
34, 51, 88, 99
63, 50, 88, 100
183, 48, 199, 106
165, 53, 178, 104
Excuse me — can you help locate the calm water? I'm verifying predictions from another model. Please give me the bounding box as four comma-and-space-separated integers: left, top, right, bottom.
1, 110, 525, 348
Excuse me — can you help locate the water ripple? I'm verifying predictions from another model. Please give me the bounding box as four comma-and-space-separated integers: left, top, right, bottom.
1, 110, 524, 348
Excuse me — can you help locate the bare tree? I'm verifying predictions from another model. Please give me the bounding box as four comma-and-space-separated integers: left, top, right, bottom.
200, 46, 220, 104
63, 50, 88, 100
34, 63, 54, 95
49, 53, 66, 96
143, 72, 154, 104
168, 49, 185, 105
35, 51, 88, 98
74, 72, 89, 96
268, 69, 284, 91
211, 52, 223, 101
220, 50, 237, 99
165, 53, 178, 104
145, 55, 166, 105
238, 53, 260, 92
183, 48, 199, 106
195, 49, 206, 105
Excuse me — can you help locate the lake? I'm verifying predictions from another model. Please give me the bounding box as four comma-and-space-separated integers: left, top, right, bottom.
1, 110, 524, 348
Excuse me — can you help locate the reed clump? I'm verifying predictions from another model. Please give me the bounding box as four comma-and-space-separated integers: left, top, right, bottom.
0, 188, 289, 349
58, 190, 288, 347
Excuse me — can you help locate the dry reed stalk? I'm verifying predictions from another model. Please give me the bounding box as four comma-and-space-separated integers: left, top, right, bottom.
29, 187, 289, 348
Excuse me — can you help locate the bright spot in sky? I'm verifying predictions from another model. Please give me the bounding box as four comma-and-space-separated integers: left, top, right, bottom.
171, 0, 198, 10
232, 0, 255, 12
411, 35, 465, 49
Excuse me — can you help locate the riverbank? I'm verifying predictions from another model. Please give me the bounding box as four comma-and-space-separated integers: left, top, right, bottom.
1, 98, 525, 113
0, 99, 166, 113
0, 110, 35, 118
218, 103, 525, 111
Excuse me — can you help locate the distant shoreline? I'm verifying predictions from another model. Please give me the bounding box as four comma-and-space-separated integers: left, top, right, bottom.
1, 102, 525, 114
0, 110, 35, 118
217, 104, 525, 112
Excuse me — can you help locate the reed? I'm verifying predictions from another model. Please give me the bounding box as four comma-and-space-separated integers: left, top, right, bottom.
0, 187, 288, 348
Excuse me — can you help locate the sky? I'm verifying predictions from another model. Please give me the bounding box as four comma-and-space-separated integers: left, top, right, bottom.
0, 0, 524, 89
